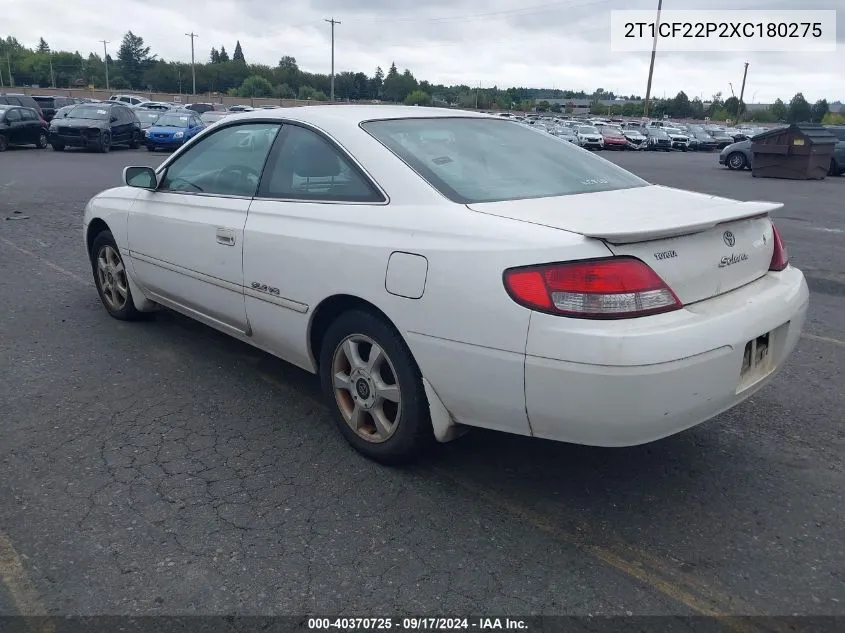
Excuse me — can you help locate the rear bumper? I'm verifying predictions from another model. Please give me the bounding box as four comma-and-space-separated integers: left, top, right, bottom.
523, 266, 809, 446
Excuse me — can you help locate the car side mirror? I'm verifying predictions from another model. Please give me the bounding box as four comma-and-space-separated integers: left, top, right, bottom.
124, 166, 157, 189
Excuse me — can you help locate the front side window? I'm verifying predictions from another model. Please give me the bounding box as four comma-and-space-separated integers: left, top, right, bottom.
362, 118, 647, 204
258, 124, 384, 202
159, 122, 281, 197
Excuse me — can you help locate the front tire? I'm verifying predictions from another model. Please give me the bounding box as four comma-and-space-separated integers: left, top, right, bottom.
99, 132, 111, 153
319, 310, 434, 465
0, 134, 8, 152
90, 230, 143, 321
727, 152, 747, 170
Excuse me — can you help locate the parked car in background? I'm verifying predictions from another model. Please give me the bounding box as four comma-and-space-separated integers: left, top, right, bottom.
137, 101, 177, 112
825, 126, 845, 176
53, 104, 79, 120
576, 125, 603, 150
597, 125, 628, 150
185, 103, 228, 115
645, 127, 671, 151
719, 139, 753, 170
135, 109, 165, 131
0, 93, 45, 120
199, 110, 230, 127
622, 127, 648, 150
704, 126, 735, 149
144, 111, 204, 151
0, 104, 49, 151
227, 104, 255, 113
50, 102, 141, 152
549, 126, 579, 143
31, 95, 82, 122
688, 126, 717, 151
663, 127, 691, 151
109, 94, 151, 107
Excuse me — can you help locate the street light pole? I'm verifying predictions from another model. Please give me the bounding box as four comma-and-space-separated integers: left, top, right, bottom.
100, 40, 110, 90
325, 18, 341, 102
642, 0, 663, 119
185, 32, 198, 96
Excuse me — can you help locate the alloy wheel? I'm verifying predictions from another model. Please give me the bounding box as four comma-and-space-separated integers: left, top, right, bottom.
331, 334, 402, 443
96, 245, 129, 311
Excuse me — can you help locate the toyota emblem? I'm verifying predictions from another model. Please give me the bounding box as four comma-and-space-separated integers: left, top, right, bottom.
723, 230, 736, 247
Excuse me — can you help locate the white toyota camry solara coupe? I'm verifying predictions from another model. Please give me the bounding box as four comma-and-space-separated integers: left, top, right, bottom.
82, 105, 809, 464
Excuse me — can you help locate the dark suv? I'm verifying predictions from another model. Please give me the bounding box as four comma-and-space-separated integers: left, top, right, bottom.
49, 102, 142, 152
32, 95, 82, 122
0, 93, 45, 120
826, 126, 845, 176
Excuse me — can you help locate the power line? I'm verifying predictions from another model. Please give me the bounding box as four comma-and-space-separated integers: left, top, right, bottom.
325, 18, 340, 102
99, 40, 109, 90
185, 32, 198, 95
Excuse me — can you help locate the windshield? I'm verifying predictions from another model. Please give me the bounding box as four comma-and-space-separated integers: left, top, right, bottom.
361, 117, 647, 204
578, 126, 599, 134
651, 129, 669, 138
138, 111, 161, 121
67, 105, 110, 120
154, 114, 192, 127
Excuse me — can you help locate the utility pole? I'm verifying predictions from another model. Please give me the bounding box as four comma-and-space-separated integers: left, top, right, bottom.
325, 18, 341, 102
100, 40, 110, 90
6, 52, 13, 88
185, 32, 198, 95
642, 0, 663, 119
475, 82, 479, 109
49, 57, 55, 88
737, 61, 749, 123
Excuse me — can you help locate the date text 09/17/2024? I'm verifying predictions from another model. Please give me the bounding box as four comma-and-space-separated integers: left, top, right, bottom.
307, 617, 529, 630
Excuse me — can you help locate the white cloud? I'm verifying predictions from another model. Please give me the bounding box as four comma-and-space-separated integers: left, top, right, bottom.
5, 0, 843, 102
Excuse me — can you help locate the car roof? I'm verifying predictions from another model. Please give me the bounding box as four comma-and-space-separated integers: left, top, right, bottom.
225, 105, 492, 129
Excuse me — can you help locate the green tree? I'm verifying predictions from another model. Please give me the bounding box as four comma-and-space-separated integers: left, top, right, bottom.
218, 46, 230, 62
821, 112, 845, 125
237, 74, 272, 97
810, 99, 829, 123
369, 66, 384, 99
210, 47, 219, 63
274, 83, 296, 99
748, 108, 777, 123
770, 98, 787, 121
787, 93, 812, 122
404, 89, 431, 106
723, 96, 740, 117
671, 91, 690, 117
117, 30, 155, 89
36, 38, 50, 54
233, 40, 245, 63
382, 62, 400, 101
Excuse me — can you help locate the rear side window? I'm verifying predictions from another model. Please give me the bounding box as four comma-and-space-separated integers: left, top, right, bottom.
361, 118, 646, 204
20, 109, 36, 121
258, 124, 384, 203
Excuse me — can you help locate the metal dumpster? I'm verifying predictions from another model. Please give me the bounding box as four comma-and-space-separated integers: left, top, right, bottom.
751, 124, 837, 180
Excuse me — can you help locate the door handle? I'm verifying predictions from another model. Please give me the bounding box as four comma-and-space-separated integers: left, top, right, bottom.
215, 228, 236, 246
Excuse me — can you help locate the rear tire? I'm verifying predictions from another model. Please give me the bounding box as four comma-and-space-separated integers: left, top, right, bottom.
0, 134, 8, 152
319, 310, 434, 465
829, 159, 839, 177
128, 132, 140, 149
90, 230, 143, 321
36, 132, 48, 149
99, 132, 111, 153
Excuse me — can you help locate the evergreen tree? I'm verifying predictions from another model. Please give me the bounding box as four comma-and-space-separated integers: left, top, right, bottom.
233, 40, 245, 63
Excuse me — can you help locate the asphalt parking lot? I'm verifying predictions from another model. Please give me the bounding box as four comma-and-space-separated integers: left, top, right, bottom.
0, 146, 843, 622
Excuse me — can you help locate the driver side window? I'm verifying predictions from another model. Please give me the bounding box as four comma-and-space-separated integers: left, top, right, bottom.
159, 122, 281, 197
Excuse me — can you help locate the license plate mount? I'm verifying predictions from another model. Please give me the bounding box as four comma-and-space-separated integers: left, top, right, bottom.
738, 330, 774, 391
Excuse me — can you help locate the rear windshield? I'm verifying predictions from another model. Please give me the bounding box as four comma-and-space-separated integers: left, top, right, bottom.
361, 118, 646, 204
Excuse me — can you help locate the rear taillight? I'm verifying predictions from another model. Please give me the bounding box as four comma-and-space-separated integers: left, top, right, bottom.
503, 257, 683, 320
769, 223, 789, 271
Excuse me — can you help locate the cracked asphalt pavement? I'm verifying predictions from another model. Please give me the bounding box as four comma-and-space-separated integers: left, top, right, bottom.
0, 146, 843, 619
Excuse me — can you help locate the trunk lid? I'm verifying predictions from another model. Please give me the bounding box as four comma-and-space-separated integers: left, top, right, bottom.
467, 185, 779, 305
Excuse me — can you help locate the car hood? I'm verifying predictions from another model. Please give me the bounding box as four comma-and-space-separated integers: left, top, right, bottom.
722, 140, 752, 154
55, 117, 107, 128
148, 125, 188, 134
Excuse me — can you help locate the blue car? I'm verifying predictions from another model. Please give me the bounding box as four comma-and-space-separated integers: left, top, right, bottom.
144, 111, 204, 151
